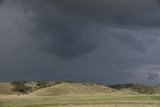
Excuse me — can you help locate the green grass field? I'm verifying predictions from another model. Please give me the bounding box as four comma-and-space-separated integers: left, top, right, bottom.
0, 82, 160, 107
0, 95, 160, 107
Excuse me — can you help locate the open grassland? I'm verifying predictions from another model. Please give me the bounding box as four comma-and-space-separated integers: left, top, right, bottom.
0, 94, 160, 107
0, 82, 160, 107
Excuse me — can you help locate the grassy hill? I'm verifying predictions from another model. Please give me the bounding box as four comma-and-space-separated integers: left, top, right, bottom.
0, 82, 117, 96
0, 83, 15, 95
0, 82, 160, 107
31, 82, 117, 96
0, 81, 160, 96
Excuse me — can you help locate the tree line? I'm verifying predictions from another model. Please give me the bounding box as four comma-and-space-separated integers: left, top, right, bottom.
109, 83, 158, 94
10, 81, 62, 94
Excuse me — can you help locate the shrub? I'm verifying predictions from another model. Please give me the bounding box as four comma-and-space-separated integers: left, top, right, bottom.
109, 83, 157, 94
36, 81, 51, 88
11, 81, 32, 94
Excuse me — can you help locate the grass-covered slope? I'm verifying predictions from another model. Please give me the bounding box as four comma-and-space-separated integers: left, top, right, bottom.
0, 83, 15, 95
1, 81, 160, 96
31, 82, 117, 96
1, 82, 160, 107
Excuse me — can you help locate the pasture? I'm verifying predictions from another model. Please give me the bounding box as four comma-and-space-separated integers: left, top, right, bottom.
0, 82, 160, 107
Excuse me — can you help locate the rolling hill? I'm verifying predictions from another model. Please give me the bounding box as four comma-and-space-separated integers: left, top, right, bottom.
0, 82, 160, 96
0, 83, 15, 95
31, 82, 117, 96
1, 82, 160, 107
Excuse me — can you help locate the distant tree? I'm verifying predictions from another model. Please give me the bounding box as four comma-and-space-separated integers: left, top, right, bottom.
11, 81, 32, 94
109, 83, 157, 94
36, 81, 51, 88
36, 81, 62, 88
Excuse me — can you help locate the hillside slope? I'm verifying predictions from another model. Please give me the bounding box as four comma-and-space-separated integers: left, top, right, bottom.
1, 82, 160, 96
31, 82, 118, 96
0, 83, 15, 95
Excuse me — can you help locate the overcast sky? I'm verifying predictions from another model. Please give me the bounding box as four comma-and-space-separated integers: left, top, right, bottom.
0, 0, 160, 85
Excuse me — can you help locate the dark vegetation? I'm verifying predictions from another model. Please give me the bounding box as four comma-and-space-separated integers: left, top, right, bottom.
109, 83, 158, 94
10, 81, 62, 94
36, 81, 62, 88
11, 81, 32, 94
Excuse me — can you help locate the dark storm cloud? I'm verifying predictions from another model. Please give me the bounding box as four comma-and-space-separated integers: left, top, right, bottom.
1, 0, 160, 85
115, 35, 146, 52
52, 0, 160, 27
147, 72, 160, 81
32, 17, 101, 59
0, 0, 4, 5
10, 0, 107, 60
22, 0, 160, 27
11, 0, 160, 60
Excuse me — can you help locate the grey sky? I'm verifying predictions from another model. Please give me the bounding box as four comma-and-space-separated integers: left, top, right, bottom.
0, 0, 160, 85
